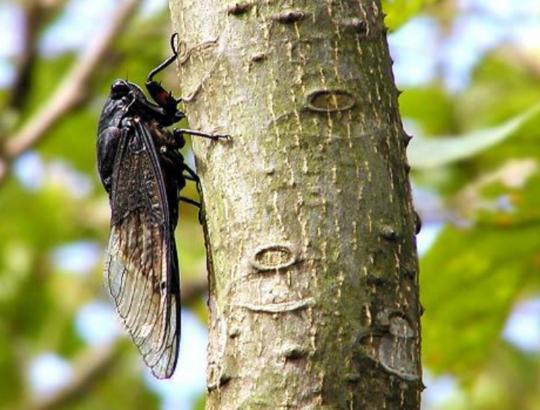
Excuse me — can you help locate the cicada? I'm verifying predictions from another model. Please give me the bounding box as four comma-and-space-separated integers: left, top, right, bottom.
96, 34, 227, 378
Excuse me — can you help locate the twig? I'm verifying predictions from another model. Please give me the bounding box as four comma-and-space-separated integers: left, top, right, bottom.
7, 2, 41, 110
0, 0, 141, 183
7, 1, 66, 110
28, 277, 207, 410
31, 342, 120, 410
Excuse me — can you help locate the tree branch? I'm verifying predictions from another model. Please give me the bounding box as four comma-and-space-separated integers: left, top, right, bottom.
28, 277, 208, 410
7, 2, 42, 110
31, 342, 120, 410
7, 0, 66, 110
0, 0, 141, 184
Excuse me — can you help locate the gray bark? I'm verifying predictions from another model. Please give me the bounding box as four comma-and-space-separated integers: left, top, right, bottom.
169, 0, 422, 408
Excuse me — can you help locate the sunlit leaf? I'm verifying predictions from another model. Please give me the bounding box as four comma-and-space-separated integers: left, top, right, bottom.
408, 103, 540, 169
421, 224, 540, 377
400, 86, 456, 135
382, 0, 438, 30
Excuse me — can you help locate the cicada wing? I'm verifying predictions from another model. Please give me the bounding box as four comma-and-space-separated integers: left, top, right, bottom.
104, 120, 180, 379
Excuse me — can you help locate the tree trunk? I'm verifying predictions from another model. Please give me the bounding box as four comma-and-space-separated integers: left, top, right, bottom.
169, 0, 422, 408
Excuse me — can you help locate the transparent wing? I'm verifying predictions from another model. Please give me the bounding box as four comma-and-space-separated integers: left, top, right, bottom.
104, 119, 180, 378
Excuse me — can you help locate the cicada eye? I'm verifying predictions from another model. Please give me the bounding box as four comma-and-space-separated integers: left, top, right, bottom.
174, 111, 185, 122
110, 80, 130, 99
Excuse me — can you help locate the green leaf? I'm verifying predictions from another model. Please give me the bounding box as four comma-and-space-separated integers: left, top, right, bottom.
399, 86, 457, 135
421, 224, 540, 378
382, 0, 437, 30
408, 103, 540, 170
194, 393, 206, 410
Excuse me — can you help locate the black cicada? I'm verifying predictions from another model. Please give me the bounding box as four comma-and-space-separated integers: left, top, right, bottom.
97, 34, 227, 378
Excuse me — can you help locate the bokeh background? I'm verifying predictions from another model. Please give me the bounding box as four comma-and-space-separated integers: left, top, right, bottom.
0, 0, 539, 409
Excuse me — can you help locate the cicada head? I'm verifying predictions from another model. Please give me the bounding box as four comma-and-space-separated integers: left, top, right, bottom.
109, 79, 147, 102
110, 79, 131, 99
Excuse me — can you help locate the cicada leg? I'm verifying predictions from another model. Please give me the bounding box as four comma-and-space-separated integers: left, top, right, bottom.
173, 128, 230, 142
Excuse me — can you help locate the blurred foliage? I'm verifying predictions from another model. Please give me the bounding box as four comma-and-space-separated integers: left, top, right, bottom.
422, 223, 539, 377
382, 0, 439, 30
408, 103, 540, 170
0, 2, 201, 409
0, 0, 539, 410
383, 1, 540, 409
401, 20, 540, 410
